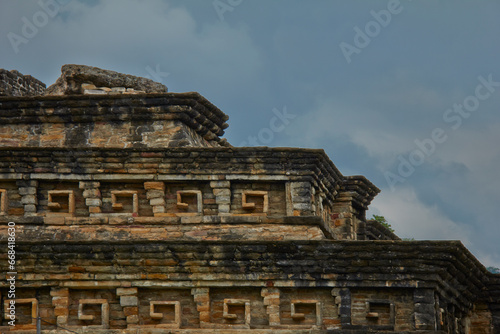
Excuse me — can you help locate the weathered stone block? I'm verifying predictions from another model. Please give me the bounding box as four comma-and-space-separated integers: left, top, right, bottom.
152, 206, 165, 214
213, 188, 230, 196
117, 287, 137, 296
215, 195, 231, 203
144, 182, 165, 190
21, 195, 36, 204
120, 296, 138, 307
86, 198, 102, 206
79, 181, 100, 189
210, 181, 230, 188
218, 204, 230, 213
150, 197, 165, 206
19, 187, 36, 195
89, 206, 101, 213
24, 204, 37, 212
293, 202, 312, 210
146, 190, 164, 199
83, 189, 101, 198
414, 312, 436, 329
126, 314, 139, 324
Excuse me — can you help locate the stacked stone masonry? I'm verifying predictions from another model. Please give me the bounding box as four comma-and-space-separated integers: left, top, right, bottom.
0, 65, 499, 333
0, 69, 46, 97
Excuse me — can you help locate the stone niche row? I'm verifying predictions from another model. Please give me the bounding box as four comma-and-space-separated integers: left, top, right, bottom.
1, 286, 416, 331
0, 180, 289, 218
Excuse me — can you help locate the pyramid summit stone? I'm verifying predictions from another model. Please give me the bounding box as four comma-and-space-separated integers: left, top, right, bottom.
45, 64, 168, 95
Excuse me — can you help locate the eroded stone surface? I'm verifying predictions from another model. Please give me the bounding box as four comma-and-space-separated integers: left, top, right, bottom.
45, 64, 168, 95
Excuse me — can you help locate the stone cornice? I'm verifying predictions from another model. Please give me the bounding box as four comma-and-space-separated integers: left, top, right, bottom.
0, 92, 230, 146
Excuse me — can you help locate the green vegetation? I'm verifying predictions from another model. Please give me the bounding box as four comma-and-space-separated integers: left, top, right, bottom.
370, 215, 415, 240
371, 215, 395, 233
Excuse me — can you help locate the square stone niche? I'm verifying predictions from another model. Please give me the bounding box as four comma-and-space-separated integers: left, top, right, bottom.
291, 299, 322, 326
111, 190, 139, 215
47, 190, 75, 216
176, 190, 202, 215
242, 191, 268, 214
77, 299, 110, 329
4, 298, 38, 326
223, 298, 251, 327
149, 301, 181, 328
365, 300, 395, 327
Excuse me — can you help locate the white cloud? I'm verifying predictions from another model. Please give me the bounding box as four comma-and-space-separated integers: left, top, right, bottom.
2, 0, 263, 92
368, 183, 500, 268
369, 186, 472, 244
294, 97, 423, 171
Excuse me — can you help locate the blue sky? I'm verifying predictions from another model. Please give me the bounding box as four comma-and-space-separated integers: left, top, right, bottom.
1, 0, 500, 267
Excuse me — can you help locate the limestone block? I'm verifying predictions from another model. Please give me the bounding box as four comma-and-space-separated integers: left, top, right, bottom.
81, 83, 97, 90
24, 204, 37, 213
262, 287, 280, 326
83, 189, 101, 198
21, 195, 36, 205
144, 182, 165, 190
0, 189, 6, 214
215, 195, 231, 204
293, 202, 313, 211
120, 296, 138, 307
89, 206, 101, 213
84, 89, 107, 95
192, 288, 210, 324
126, 314, 139, 324
218, 204, 230, 213
86, 198, 102, 207
213, 188, 230, 196
79, 181, 100, 189
210, 181, 230, 188
17, 180, 38, 188
18, 187, 36, 195
153, 206, 166, 214
150, 197, 165, 206
146, 190, 164, 199
116, 287, 137, 296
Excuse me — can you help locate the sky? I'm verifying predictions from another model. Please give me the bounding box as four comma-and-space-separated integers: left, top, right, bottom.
1, 0, 500, 268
